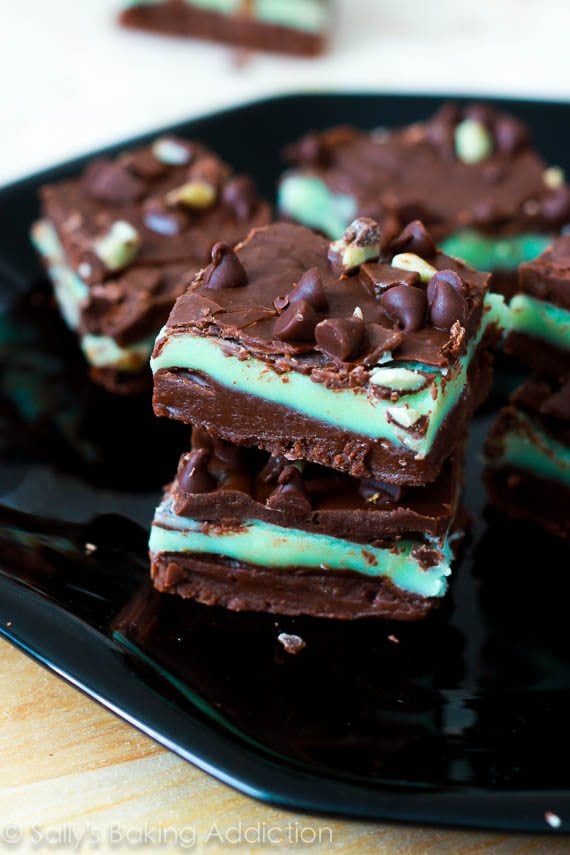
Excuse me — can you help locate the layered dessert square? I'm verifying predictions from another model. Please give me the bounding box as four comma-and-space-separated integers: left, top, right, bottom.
484, 374, 570, 538
278, 103, 570, 295
150, 430, 464, 620
152, 218, 506, 484
31, 136, 270, 393
504, 235, 570, 376
119, 0, 330, 57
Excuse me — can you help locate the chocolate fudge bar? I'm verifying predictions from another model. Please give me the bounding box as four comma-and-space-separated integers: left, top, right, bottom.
149, 430, 464, 620
31, 136, 270, 393
484, 374, 570, 538
119, 0, 329, 57
504, 235, 570, 376
278, 103, 570, 295
152, 218, 506, 484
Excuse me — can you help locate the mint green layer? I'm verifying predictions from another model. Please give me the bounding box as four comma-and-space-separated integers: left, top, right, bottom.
152, 294, 506, 457
278, 175, 551, 268
509, 293, 570, 352
150, 497, 452, 598
490, 410, 570, 489
440, 230, 552, 272
278, 176, 356, 239
31, 220, 153, 373
126, 0, 327, 33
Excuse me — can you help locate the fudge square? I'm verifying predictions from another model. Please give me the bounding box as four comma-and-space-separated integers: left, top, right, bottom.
152, 218, 506, 484
32, 136, 270, 393
484, 374, 570, 539
149, 430, 464, 620
504, 234, 570, 377
120, 0, 330, 57
278, 103, 570, 295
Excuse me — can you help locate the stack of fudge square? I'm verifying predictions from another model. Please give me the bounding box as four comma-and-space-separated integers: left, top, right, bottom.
33, 103, 569, 621
484, 238, 570, 539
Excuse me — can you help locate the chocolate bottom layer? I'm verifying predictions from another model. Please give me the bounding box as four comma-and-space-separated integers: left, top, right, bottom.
503, 331, 570, 378
484, 465, 570, 539
120, 3, 326, 56
151, 552, 436, 620
153, 342, 494, 484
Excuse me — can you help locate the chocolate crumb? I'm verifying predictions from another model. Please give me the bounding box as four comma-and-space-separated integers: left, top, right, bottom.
277, 632, 306, 655
274, 299, 318, 342
544, 811, 562, 829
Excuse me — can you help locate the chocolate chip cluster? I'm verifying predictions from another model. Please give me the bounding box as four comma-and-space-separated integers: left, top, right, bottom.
176, 429, 250, 496
82, 136, 260, 246
425, 102, 530, 161
270, 218, 470, 363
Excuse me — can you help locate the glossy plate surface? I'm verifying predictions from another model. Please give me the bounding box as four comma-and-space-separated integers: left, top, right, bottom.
0, 93, 569, 833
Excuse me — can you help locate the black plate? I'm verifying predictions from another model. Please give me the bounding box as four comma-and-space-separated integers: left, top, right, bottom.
1, 93, 569, 834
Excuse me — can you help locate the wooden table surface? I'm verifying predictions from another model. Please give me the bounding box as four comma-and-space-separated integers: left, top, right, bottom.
0, 638, 564, 855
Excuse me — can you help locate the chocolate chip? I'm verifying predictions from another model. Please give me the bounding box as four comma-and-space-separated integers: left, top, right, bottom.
143, 198, 189, 235
388, 220, 436, 258
465, 103, 495, 127
119, 148, 168, 180
424, 102, 460, 158
82, 158, 145, 204
287, 132, 330, 167
258, 455, 289, 485
210, 437, 243, 466
494, 115, 529, 154
315, 315, 366, 361
266, 466, 311, 515
178, 449, 216, 494
380, 285, 427, 332
203, 242, 248, 289
274, 299, 318, 342
189, 155, 229, 187
541, 187, 570, 224
222, 175, 259, 220
427, 273, 467, 331
288, 268, 329, 310
427, 269, 469, 300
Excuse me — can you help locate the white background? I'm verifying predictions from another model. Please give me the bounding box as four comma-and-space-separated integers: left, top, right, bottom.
2, 0, 570, 186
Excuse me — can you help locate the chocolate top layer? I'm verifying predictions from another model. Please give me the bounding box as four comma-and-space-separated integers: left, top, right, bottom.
518, 234, 570, 311
511, 373, 570, 445
282, 103, 570, 240
157, 219, 490, 391
40, 137, 271, 346
165, 429, 461, 541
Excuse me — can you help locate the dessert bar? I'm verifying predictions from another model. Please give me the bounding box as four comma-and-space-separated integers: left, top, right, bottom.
152, 219, 506, 483
278, 103, 570, 295
32, 136, 270, 393
150, 430, 464, 620
484, 374, 570, 538
120, 0, 330, 57
504, 234, 570, 376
